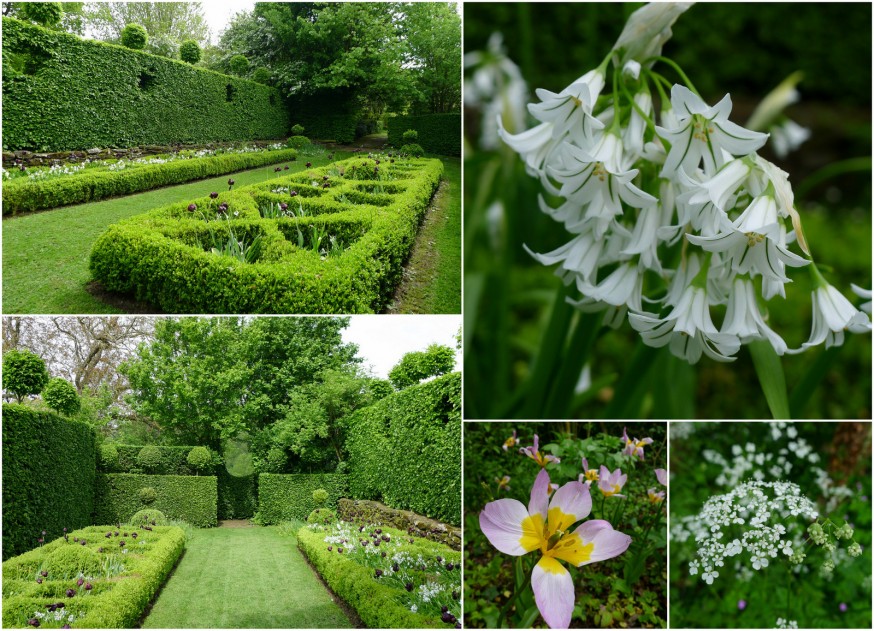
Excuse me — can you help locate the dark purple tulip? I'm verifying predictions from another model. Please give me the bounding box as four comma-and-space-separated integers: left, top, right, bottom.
375, 529, 382, 534
27, 619, 39, 627
441, 606, 449, 613
66, 589, 76, 597
436, 556, 443, 563
36, 577, 43, 584
338, 547, 343, 554
390, 159, 395, 164
119, 540, 125, 547
41, 570, 48, 577
19, 165, 26, 172
322, 183, 329, 189
123, 532, 128, 537
409, 539, 415, 544
359, 526, 365, 533
383, 534, 390, 541
374, 569, 383, 578
452, 591, 459, 600
280, 202, 288, 211
284, 165, 289, 170
80, 540, 86, 546
305, 162, 312, 168
405, 582, 413, 592
63, 626, 71, 629
446, 563, 454, 571
210, 192, 219, 199
441, 612, 453, 624
381, 551, 386, 558
290, 190, 298, 197
77, 578, 84, 587
114, 532, 119, 537
374, 540, 380, 547
274, 167, 282, 173
150, 520, 156, 526
47, 604, 57, 612
63, 528, 67, 533
327, 546, 332, 552
85, 582, 93, 591
455, 623, 461, 629
361, 540, 368, 547
228, 179, 235, 186
392, 563, 399, 573
132, 533, 137, 539
323, 175, 328, 181
375, 160, 380, 165
105, 533, 111, 538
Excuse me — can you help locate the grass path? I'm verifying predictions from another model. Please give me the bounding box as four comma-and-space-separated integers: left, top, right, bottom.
2, 151, 351, 314
387, 157, 461, 313
142, 526, 353, 629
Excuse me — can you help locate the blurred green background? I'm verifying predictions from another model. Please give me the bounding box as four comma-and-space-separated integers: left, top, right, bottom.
463, 3, 872, 420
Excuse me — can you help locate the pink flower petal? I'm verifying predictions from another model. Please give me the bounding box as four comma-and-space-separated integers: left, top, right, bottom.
655, 468, 667, 486
529, 468, 551, 519
532, 556, 575, 629
548, 480, 592, 528
573, 519, 612, 540
577, 524, 632, 565
479, 499, 532, 556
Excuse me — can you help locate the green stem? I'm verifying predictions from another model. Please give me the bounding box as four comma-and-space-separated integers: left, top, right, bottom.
648, 56, 699, 95
500, 557, 532, 626
619, 79, 658, 138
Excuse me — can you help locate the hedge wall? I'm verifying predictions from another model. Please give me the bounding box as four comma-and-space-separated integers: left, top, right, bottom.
2, 17, 288, 151
88, 156, 444, 313
104, 444, 202, 475
93, 474, 217, 527
256, 474, 346, 524
2, 405, 96, 560
288, 91, 358, 144
345, 372, 461, 524
217, 467, 257, 520
387, 114, 461, 157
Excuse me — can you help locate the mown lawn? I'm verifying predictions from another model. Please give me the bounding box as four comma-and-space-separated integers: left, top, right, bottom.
2, 151, 352, 314
142, 525, 353, 629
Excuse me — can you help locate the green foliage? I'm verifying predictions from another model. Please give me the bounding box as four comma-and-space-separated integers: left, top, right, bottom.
1, 525, 185, 628
306, 507, 336, 526
368, 379, 394, 401
389, 115, 461, 156
120, 23, 148, 50
264, 446, 288, 473
178, 38, 201, 63
229, 53, 249, 75
312, 488, 329, 506
138, 486, 158, 505
98, 443, 120, 472
216, 467, 256, 520
399, 143, 425, 158
251, 66, 271, 84
256, 474, 346, 524
94, 473, 218, 527
20, 2, 62, 27
402, 129, 418, 143
389, 343, 456, 389
103, 444, 203, 475
288, 92, 359, 143
186, 446, 213, 474
3, 148, 299, 215
130, 508, 168, 526
2, 349, 49, 402
136, 445, 163, 473
1, 405, 96, 560
41, 377, 80, 416
286, 135, 311, 149
89, 156, 444, 313
2, 18, 288, 152
291, 124, 305, 136
345, 373, 461, 524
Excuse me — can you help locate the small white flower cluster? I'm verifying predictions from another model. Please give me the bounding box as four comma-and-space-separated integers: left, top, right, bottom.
687, 480, 818, 584
499, 3, 871, 363
775, 618, 798, 629
417, 580, 444, 603
33, 608, 76, 624
25, 162, 88, 180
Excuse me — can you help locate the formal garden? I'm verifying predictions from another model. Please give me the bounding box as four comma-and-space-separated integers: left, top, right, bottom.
1, 316, 462, 628
2, 2, 461, 314
464, 422, 667, 628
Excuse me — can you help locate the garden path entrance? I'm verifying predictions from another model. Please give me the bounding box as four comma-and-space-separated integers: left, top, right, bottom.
142, 526, 353, 628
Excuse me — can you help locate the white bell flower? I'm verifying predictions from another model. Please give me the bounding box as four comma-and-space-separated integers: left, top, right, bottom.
528, 69, 606, 143
721, 278, 788, 355
790, 278, 872, 353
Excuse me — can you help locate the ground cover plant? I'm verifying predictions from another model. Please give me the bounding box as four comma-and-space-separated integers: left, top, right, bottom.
89, 154, 444, 313
463, 2, 872, 419
464, 422, 667, 629
669, 422, 871, 629
1, 523, 185, 628
298, 518, 461, 628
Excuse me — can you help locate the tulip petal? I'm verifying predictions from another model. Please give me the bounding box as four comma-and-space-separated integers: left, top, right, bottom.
573, 523, 632, 565
480, 499, 535, 555
655, 468, 667, 486
548, 480, 592, 534
529, 468, 551, 520
532, 557, 575, 629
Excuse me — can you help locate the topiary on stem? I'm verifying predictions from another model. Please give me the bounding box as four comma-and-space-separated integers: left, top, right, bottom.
136, 445, 163, 473
42, 377, 80, 416
2, 349, 49, 403
229, 54, 249, 76
312, 488, 329, 506
179, 39, 201, 64
186, 446, 213, 475
120, 23, 148, 50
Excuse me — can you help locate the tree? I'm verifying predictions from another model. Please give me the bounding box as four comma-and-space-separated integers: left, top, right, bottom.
400, 2, 462, 113
20, 1, 63, 27
179, 39, 201, 64
3, 3, 86, 34
120, 22, 148, 49
229, 53, 249, 75
388, 344, 456, 389
2, 349, 49, 403
84, 2, 209, 57
42, 377, 81, 416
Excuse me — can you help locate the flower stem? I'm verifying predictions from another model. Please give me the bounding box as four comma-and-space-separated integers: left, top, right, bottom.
649, 56, 699, 95
500, 557, 532, 626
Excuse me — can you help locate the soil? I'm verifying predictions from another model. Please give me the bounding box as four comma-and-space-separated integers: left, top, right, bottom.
218, 519, 255, 528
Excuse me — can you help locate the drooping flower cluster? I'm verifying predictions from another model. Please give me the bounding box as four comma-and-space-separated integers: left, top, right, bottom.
499, 2, 871, 363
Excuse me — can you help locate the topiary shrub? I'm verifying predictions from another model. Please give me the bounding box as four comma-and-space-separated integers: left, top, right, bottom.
130, 508, 168, 526
120, 23, 148, 50
312, 488, 329, 506
2, 349, 49, 403
136, 445, 163, 473
401, 129, 418, 143
98, 444, 120, 472
138, 486, 157, 505
389, 344, 456, 389
306, 508, 337, 526
291, 124, 305, 136
252, 67, 271, 84
229, 54, 249, 76
285, 135, 311, 149
20, 2, 62, 27
186, 446, 213, 474
44, 545, 102, 578
399, 143, 425, 157
42, 377, 80, 416
179, 39, 201, 64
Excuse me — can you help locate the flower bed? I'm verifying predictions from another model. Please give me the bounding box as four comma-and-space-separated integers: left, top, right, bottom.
88, 155, 444, 314
2, 147, 299, 215
297, 520, 460, 628
1, 524, 185, 628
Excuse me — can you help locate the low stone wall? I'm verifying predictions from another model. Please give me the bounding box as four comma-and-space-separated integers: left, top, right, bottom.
338, 499, 461, 550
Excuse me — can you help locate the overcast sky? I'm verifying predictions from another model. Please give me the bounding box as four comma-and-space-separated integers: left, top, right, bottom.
342, 315, 461, 379
203, 0, 255, 44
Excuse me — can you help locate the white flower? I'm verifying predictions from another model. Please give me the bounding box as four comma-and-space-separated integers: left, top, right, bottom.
790, 281, 872, 352
851, 284, 872, 314
611, 2, 693, 65
771, 119, 811, 159
702, 569, 719, 584
528, 69, 606, 143
720, 278, 788, 354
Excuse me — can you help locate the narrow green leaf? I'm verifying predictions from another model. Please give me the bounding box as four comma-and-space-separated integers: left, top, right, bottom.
603, 343, 660, 418
748, 340, 790, 419
789, 345, 842, 417
543, 311, 603, 418
520, 606, 541, 629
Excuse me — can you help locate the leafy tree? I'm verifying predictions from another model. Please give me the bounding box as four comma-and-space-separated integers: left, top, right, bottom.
84, 2, 209, 57
400, 1, 461, 113
120, 22, 148, 49
251, 66, 271, 84
2, 349, 49, 403
20, 1, 63, 27
389, 344, 456, 389
42, 377, 81, 416
179, 39, 201, 63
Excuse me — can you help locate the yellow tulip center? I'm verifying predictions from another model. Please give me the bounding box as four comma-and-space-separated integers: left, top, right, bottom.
519, 508, 594, 567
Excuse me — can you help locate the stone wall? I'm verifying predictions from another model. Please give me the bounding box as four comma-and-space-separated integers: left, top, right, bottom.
338, 499, 461, 550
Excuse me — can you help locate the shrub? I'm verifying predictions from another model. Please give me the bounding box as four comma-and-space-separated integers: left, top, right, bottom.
186, 446, 213, 474
136, 446, 163, 473
291, 124, 305, 136
2, 18, 288, 152
252, 66, 271, 84
2, 349, 49, 402
312, 488, 329, 506
41, 377, 80, 415
120, 23, 148, 50
1, 405, 96, 560
264, 446, 288, 473
399, 143, 425, 157
178, 39, 201, 64
402, 129, 418, 143
105, 444, 197, 475
130, 508, 168, 526
3, 148, 299, 215
88, 156, 444, 314
306, 508, 337, 526
94, 474, 218, 527
388, 114, 461, 156
44, 544, 102, 578
345, 373, 461, 524
138, 486, 157, 504
389, 344, 456, 389
257, 474, 346, 524
20, 2, 62, 27
285, 135, 311, 149
229, 54, 249, 75
98, 444, 120, 472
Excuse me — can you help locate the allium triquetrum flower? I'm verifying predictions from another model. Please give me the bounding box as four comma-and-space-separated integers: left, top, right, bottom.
621, 427, 653, 459
598, 466, 627, 498
519, 434, 561, 467
479, 469, 632, 628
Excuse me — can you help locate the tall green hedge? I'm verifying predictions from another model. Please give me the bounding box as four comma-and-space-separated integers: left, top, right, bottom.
93, 474, 217, 527
288, 91, 358, 144
345, 372, 461, 524
103, 444, 205, 475
387, 114, 461, 156
2, 405, 97, 560
2, 17, 288, 151
256, 474, 347, 524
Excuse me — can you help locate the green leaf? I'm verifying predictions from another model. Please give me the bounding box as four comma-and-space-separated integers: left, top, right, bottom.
519, 605, 541, 628
748, 340, 790, 419
789, 345, 841, 417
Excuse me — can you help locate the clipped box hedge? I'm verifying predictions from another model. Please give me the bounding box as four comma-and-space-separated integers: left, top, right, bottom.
2, 405, 96, 560
1, 525, 184, 628
93, 474, 217, 528
256, 474, 346, 524
101, 444, 210, 475
2, 148, 299, 215
89, 156, 444, 313
2, 17, 288, 151
387, 114, 461, 156
345, 373, 461, 525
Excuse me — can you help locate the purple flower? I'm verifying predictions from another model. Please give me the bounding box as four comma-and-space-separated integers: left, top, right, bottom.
38, 538, 44, 544
452, 591, 459, 600
280, 202, 288, 211
737, 600, 746, 610
218, 202, 229, 213
85, 582, 93, 591
374, 569, 383, 578
62, 626, 71, 629
381, 551, 386, 558
441, 606, 449, 613
36, 577, 43, 584
392, 563, 399, 572
123, 532, 128, 537
105, 533, 111, 538
274, 167, 282, 172
80, 540, 86, 546
338, 547, 343, 554
66, 589, 76, 597
284, 165, 289, 170
27, 619, 40, 627
375, 160, 380, 165
187, 203, 197, 212
327, 546, 332, 552
305, 162, 312, 168
373, 540, 380, 547
446, 562, 454, 571
390, 159, 395, 164
210, 192, 219, 199
41, 570, 48, 577
77, 578, 84, 587
436, 555, 443, 563
839, 603, 848, 612
63, 528, 67, 533
441, 612, 454, 623
119, 540, 125, 547
405, 582, 414, 592
290, 190, 298, 197
323, 175, 329, 181
132, 533, 137, 539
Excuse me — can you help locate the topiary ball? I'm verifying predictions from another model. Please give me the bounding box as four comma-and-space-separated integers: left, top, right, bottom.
136, 445, 163, 473
42, 377, 80, 416
44, 545, 102, 579
307, 508, 337, 526
98, 444, 120, 472
285, 136, 311, 149
186, 446, 212, 474
312, 488, 329, 506
2, 349, 49, 401
229, 54, 249, 75
179, 39, 201, 64
129, 508, 167, 526
399, 143, 425, 158
252, 67, 271, 84
401, 129, 418, 144
291, 124, 306, 136
138, 486, 157, 505
120, 23, 148, 50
